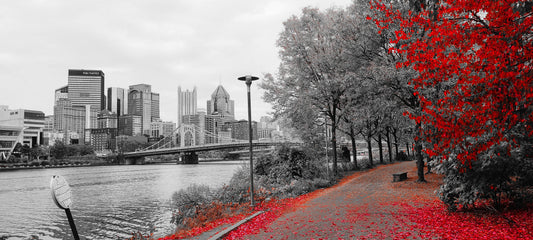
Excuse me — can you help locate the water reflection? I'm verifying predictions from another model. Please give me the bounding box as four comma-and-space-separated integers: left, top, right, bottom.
0, 161, 244, 239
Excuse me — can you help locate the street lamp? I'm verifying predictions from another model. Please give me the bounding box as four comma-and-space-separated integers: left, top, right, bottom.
238, 75, 259, 208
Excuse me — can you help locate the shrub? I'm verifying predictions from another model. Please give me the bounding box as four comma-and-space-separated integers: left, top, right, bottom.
311, 178, 333, 189
290, 179, 313, 196
216, 166, 252, 204
396, 151, 409, 161
337, 162, 356, 172
170, 184, 213, 227
437, 142, 533, 211
358, 157, 371, 169
170, 166, 261, 230
254, 144, 323, 184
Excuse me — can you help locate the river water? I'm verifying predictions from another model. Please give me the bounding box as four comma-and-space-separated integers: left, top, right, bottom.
0, 161, 245, 240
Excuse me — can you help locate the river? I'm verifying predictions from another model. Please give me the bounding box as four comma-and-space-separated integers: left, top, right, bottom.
0, 161, 246, 239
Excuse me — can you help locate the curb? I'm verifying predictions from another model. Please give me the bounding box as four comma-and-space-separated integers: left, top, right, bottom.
208, 210, 265, 240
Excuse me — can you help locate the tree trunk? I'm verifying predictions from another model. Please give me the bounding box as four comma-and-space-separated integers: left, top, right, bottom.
415, 122, 426, 182
392, 128, 399, 158
367, 136, 373, 168
377, 133, 383, 164
331, 108, 338, 176
386, 127, 393, 163
366, 120, 373, 168
349, 126, 359, 170
406, 142, 410, 157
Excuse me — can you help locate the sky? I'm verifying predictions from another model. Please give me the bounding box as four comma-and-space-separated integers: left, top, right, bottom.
0, 0, 353, 123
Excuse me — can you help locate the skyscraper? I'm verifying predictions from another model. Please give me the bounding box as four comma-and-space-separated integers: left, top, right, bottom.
53, 86, 69, 132
53, 70, 104, 144
207, 85, 234, 121
67, 69, 105, 110
128, 84, 159, 135
107, 87, 127, 116
178, 86, 197, 126
151, 92, 160, 121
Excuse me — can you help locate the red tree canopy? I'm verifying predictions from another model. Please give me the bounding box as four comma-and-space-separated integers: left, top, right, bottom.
371, 0, 533, 165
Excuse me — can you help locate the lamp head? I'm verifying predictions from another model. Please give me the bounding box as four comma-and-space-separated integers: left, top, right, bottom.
238, 75, 259, 85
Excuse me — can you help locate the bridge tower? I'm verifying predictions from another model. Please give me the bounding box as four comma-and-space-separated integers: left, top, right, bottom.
179, 124, 196, 147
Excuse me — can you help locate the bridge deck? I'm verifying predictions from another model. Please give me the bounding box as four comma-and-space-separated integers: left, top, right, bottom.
123, 141, 284, 158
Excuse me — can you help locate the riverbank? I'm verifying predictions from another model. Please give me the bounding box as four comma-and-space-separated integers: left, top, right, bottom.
0, 158, 244, 171
0, 163, 93, 171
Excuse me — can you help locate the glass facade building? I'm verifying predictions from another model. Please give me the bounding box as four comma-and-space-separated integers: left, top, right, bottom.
67, 69, 105, 110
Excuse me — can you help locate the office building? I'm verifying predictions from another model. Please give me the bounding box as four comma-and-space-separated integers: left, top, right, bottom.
44, 115, 54, 133
55, 85, 69, 103
87, 110, 119, 152
221, 120, 258, 141
52, 69, 105, 144
151, 92, 160, 121
67, 69, 105, 110
119, 114, 142, 136
42, 115, 54, 145
0, 105, 45, 147
178, 86, 197, 126
96, 110, 118, 129
204, 114, 223, 144
207, 85, 234, 122
128, 84, 160, 136
0, 125, 24, 161
150, 120, 175, 138
90, 128, 117, 152
53, 100, 99, 144
107, 87, 127, 116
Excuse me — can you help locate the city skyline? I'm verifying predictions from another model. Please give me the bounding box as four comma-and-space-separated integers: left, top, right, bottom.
0, 0, 353, 123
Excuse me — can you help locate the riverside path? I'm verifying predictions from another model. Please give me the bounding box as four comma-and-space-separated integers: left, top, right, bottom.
230, 161, 439, 239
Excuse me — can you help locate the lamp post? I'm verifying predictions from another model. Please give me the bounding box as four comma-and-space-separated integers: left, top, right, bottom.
238, 75, 259, 208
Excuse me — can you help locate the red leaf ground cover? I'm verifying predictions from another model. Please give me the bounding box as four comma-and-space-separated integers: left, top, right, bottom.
159, 212, 248, 239
223, 162, 533, 239
154, 162, 533, 239
394, 200, 533, 240
224, 169, 374, 239
157, 173, 351, 240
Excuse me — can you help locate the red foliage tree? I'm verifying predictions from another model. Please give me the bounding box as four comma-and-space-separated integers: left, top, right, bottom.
372, 0, 533, 166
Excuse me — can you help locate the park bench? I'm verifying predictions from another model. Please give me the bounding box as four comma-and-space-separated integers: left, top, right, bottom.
393, 172, 408, 182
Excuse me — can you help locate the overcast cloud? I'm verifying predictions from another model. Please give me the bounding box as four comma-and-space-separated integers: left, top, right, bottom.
0, 0, 352, 122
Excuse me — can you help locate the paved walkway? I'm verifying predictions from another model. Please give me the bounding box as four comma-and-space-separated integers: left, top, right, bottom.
241, 161, 437, 239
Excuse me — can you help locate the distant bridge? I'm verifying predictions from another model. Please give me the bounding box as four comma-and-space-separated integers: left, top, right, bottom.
118, 124, 295, 164
123, 141, 279, 163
